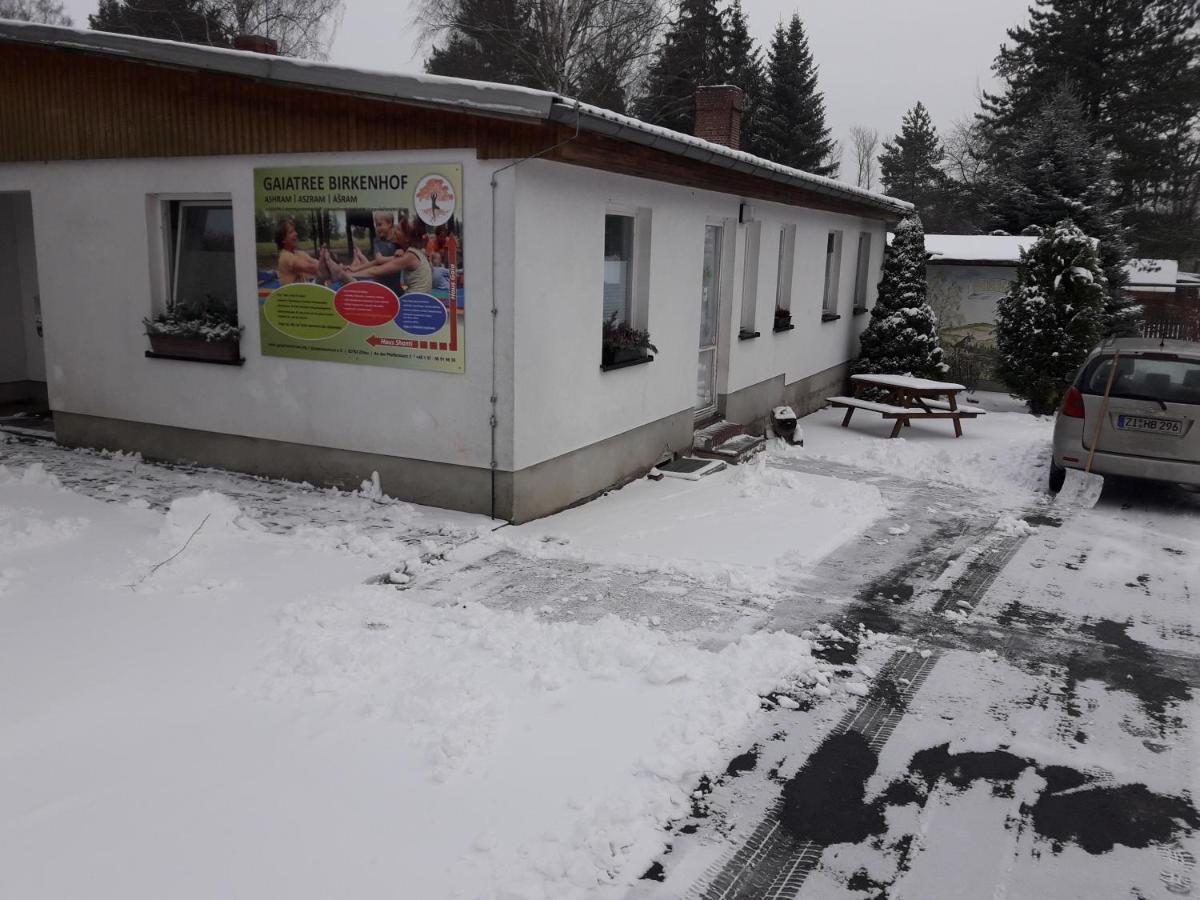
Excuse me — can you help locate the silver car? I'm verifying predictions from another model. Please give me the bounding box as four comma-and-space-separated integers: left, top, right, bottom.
1050, 338, 1200, 492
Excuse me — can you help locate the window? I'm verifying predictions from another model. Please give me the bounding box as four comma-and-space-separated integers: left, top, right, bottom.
739, 220, 762, 336
852, 232, 872, 312
603, 213, 635, 326
775, 225, 796, 312
822, 230, 843, 318
601, 209, 652, 369
168, 200, 237, 315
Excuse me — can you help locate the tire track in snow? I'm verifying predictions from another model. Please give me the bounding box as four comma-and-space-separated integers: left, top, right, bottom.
689, 503, 1053, 899
687, 649, 940, 900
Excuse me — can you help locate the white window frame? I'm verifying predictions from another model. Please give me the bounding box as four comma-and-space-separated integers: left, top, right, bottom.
146, 193, 234, 315
602, 205, 651, 331
852, 231, 872, 312
739, 219, 762, 336
822, 230, 843, 317
775, 224, 797, 315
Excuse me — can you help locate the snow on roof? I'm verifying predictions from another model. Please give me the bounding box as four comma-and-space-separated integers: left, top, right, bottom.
923, 234, 1037, 264
1125, 258, 1179, 286
555, 101, 912, 215
0, 18, 911, 217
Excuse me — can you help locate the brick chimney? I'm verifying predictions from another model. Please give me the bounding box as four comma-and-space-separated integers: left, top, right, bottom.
233, 34, 279, 55
694, 85, 745, 151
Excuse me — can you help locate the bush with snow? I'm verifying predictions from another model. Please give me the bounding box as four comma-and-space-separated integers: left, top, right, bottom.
995, 220, 1106, 415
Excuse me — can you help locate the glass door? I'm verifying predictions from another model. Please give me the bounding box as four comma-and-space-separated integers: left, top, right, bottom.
697, 224, 722, 417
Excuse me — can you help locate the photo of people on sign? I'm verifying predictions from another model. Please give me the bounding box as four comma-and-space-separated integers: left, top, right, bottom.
254, 165, 464, 373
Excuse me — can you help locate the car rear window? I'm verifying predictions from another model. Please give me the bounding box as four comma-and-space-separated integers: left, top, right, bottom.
1080, 353, 1200, 405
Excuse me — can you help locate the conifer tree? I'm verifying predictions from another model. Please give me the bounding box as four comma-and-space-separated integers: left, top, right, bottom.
990, 84, 1138, 334
635, 0, 727, 133
980, 0, 1200, 262
995, 220, 1107, 415
758, 15, 837, 176
879, 102, 957, 231
723, 0, 766, 155
90, 0, 229, 47
852, 214, 948, 381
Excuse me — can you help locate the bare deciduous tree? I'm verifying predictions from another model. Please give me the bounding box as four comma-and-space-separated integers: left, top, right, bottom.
418, 0, 665, 107
214, 0, 344, 59
943, 117, 988, 186
849, 125, 878, 190
0, 0, 72, 24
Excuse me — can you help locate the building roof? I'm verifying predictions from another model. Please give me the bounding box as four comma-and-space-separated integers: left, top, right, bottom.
1126, 258, 1180, 287
0, 18, 912, 218
923, 234, 1037, 265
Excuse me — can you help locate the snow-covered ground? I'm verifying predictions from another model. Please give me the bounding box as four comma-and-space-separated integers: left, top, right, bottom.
789, 392, 1052, 504
0, 448, 831, 899
2, 394, 1195, 899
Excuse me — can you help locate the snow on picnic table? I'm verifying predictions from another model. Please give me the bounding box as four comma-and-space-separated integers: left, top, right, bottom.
0, 453, 821, 900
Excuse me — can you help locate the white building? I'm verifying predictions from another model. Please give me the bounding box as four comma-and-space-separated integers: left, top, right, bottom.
0, 21, 910, 521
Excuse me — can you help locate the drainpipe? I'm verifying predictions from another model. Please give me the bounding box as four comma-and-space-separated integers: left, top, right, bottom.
487, 104, 581, 520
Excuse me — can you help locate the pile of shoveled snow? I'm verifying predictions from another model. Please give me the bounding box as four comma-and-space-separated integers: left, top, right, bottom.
0, 462, 837, 900
260, 591, 821, 896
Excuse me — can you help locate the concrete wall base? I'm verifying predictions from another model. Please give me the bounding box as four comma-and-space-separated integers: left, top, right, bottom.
0, 379, 47, 406
719, 374, 785, 435
784, 362, 850, 417
55, 411, 506, 518
54, 407, 696, 524
509, 407, 694, 523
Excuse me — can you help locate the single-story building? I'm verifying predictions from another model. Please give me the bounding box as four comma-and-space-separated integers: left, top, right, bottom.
0, 20, 910, 522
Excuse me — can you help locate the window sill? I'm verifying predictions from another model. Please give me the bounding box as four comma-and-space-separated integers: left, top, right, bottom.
738, 329, 761, 341
600, 354, 653, 372
772, 323, 795, 334
821, 313, 842, 323
852, 307, 868, 316
145, 350, 246, 366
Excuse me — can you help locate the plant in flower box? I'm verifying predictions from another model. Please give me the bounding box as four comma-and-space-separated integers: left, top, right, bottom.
774, 306, 793, 331
144, 299, 243, 362
601, 311, 657, 367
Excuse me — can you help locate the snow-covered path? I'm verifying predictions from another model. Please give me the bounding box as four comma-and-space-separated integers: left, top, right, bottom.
640, 460, 1200, 899
2, 396, 1198, 899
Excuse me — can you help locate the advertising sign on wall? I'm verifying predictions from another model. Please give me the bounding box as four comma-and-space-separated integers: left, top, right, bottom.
254, 164, 464, 373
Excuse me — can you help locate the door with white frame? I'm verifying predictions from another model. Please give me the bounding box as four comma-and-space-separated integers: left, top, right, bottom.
696, 223, 723, 418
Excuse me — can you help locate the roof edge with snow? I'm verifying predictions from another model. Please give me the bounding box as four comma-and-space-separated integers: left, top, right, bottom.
0, 18, 912, 218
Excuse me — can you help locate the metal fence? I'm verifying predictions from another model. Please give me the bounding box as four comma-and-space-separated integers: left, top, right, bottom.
1139, 318, 1200, 342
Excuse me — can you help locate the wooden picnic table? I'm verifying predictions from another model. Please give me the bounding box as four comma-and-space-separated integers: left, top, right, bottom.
826, 373, 983, 438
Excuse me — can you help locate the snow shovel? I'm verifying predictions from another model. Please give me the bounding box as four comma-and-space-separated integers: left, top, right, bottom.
1057, 351, 1119, 510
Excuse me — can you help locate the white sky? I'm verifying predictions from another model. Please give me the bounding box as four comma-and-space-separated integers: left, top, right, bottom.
60, 0, 1033, 176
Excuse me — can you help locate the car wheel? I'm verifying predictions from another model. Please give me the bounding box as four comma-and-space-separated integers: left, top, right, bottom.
1048, 462, 1066, 494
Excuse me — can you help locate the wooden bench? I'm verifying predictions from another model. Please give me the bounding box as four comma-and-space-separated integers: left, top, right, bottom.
826, 395, 982, 438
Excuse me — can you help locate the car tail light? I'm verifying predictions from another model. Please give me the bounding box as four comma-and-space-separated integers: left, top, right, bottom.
1061, 386, 1086, 418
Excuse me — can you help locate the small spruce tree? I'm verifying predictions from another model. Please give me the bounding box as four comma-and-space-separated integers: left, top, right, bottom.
852, 214, 948, 381
995, 220, 1107, 415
